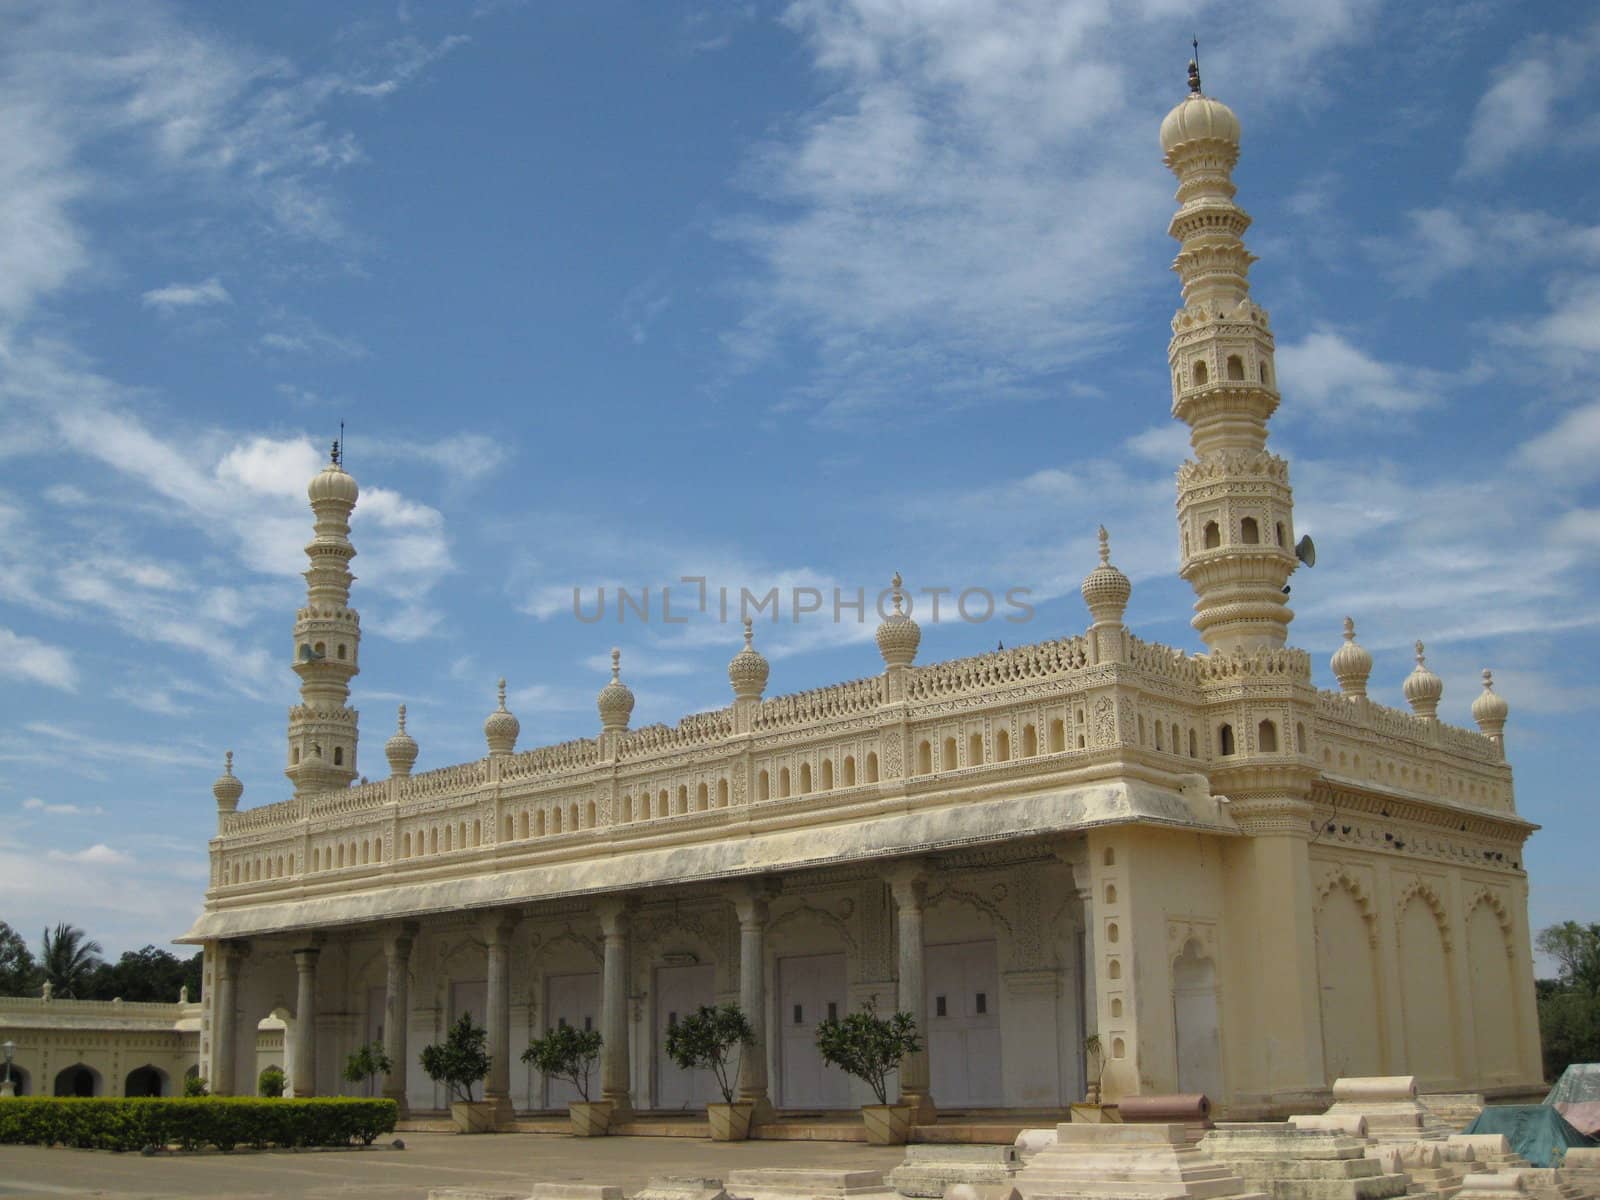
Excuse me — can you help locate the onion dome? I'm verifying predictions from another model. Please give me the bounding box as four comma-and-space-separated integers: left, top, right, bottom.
1330, 616, 1373, 698
597, 648, 635, 731
1159, 58, 1241, 156
1403, 641, 1443, 720
307, 441, 359, 505
728, 617, 769, 700
212, 750, 244, 812
875, 572, 921, 667
1081, 526, 1132, 621
1472, 669, 1509, 741
386, 704, 419, 776
484, 678, 520, 755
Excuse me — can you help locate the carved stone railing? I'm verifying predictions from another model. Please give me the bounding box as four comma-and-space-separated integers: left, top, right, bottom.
309, 778, 391, 817
1193, 645, 1312, 682
1126, 636, 1200, 683
617, 709, 736, 759
1315, 688, 1499, 765
220, 796, 305, 834
396, 760, 489, 802
904, 636, 1091, 701
753, 676, 885, 731
501, 738, 602, 781
0, 996, 189, 1016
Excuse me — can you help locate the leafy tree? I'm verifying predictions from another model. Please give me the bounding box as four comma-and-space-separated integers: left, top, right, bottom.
258, 1066, 286, 1097
0, 922, 36, 996
1536, 922, 1600, 998
663, 1004, 752, 1105
39, 923, 103, 998
420, 1013, 490, 1104
184, 1074, 209, 1097
1536, 921, 1600, 1079
344, 1040, 394, 1094
522, 1024, 602, 1102
813, 999, 921, 1106
85, 945, 198, 1002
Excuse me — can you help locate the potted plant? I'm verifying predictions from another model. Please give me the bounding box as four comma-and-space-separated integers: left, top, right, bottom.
257, 1065, 286, 1097
420, 1013, 495, 1132
522, 1023, 608, 1136
1071, 1033, 1115, 1123
664, 1004, 755, 1141
343, 1038, 393, 1097
814, 999, 921, 1145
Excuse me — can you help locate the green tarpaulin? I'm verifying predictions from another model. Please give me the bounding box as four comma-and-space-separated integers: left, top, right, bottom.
1462, 1104, 1596, 1168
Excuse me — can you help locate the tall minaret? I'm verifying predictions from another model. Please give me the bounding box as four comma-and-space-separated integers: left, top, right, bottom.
285, 441, 361, 795
1161, 57, 1298, 653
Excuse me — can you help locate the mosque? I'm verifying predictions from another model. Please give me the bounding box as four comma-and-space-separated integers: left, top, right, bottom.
178, 67, 1544, 1124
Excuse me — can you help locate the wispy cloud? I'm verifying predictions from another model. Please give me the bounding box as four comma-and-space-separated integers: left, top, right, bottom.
141, 277, 231, 311
1460, 18, 1600, 178
0, 628, 78, 691
22, 797, 105, 817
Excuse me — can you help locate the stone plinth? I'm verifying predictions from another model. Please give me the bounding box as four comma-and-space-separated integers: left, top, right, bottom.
1290, 1116, 1370, 1138
1014, 1122, 1269, 1200
633, 1180, 730, 1200
1455, 1175, 1527, 1200
723, 1170, 898, 1200
1200, 1123, 1415, 1200
1419, 1096, 1486, 1135
530, 1186, 624, 1200
890, 1145, 1022, 1198
429, 1192, 530, 1200
1325, 1079, 1429, 1142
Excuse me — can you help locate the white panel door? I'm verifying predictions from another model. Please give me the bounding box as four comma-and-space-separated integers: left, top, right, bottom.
654, 963, 717, 1111
926, 940, 1003, 1108
543, 972, 601, 1108
361, 985, 386, 1096
450, 980, 487, 1027
777, 953, 850, 1110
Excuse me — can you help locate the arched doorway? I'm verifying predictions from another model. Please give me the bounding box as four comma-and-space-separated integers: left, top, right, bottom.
1172, 939, 1223, 1099
3, 1065, 31, 1096
54, 1063, 101, 1097
125, 1064, 168, 1097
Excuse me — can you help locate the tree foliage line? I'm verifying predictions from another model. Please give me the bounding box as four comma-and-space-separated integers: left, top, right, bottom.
1537, 920, 1600, 1080
0, 921, 200, 1003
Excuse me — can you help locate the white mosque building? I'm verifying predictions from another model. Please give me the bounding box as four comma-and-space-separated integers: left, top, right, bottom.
179, 66, 1543, 1124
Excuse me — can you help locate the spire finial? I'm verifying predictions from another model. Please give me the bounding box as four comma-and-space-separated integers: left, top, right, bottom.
496, 678, 507, 711
1415, 640, 1426, 668
743, 616, 754, 649
1097, 525, 1111, 566
1482, 667, 1495, 691
224, 750, 234, 775
610, 648, 621, 682
1188, 36, 1202, 94
1342, 616, 1356, 642
891, 571, 905, 616
397, 704, 407, 732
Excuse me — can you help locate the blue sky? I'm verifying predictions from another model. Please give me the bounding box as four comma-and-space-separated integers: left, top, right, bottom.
1, 0, 1597, 963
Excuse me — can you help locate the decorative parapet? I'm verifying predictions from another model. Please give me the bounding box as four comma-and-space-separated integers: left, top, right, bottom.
502, 737, 602, 779
1193, 644, 1312, 682
904, 636, 1091, 701
395, 759, 489, 802
1125, 636, 1199, 683
308, 778, 390, 817
616, 709, 735, 758
219, 795, 305, 835
752, 676, 885, 730
1314, 688, 1502, 766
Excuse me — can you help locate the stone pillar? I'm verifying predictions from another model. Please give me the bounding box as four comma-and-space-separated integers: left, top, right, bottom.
888, 864, 936, 1122
292, 946, 320, 1098
212, 941, 246, 1096
596, 898, 634, 1117
734, 885, 774, 1122
382, 924, 415, 1113
482, 912, 518, 1124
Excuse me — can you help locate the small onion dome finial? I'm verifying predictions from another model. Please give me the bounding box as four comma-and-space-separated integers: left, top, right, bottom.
306, 453, 359, 506
1188, 56, 1202, 96
1471, 668, 1509, 741
598, 648, 635, 730
386, 703, 419, 776
1330, 616, 1373, 699
213, 750, 244, 812
1402, 640, 1444, 720
483, 678, 520, 755
875, 572, 921, 667
728, 616, 770, 700
1081, 526, 1132, 622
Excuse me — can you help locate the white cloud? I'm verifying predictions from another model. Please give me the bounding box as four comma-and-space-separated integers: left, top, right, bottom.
1372, 207, 1600, 297
362, 434, 512, 483
1274, 329, 1442, 420
1517, 400, 1600, 483
22, 797, 104, 817
1499, 277, 1600, 367
1460, 20, 1600, 178
141, 277, 231, 311
47, 843, 131, 865
0, 628, 78, 691
215, 436, 325, 500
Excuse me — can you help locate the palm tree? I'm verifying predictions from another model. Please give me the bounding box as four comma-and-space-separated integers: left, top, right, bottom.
40, 924, 103, 999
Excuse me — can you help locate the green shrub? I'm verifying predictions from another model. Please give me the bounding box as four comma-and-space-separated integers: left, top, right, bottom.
343, 1040, 393, 1093
521, 1023, 602, 1102
0, 1096, 396, 1152
420, 1012, 490, 1104
663, 1003, 752, 1104
182, 1074, 208, 1097
813, 999, 920, 1106
257, 1066, 286, 1098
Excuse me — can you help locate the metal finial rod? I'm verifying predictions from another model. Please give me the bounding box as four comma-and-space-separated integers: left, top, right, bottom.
1188, 35, 1202, 94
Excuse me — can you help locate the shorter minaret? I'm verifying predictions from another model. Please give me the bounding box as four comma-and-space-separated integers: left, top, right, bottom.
1081, 526, 1132, 664
386, 705, 419, 777
597, 650, 635, 732
875, 573, 921, 667
1472, 669, 1509, 753
728, 618, 770, 700
285, 442, 361, 795
484, 680, 520, 756
1330, 617, 1372, 699
1403, 641, 1443, 720
213, 751, 243, 817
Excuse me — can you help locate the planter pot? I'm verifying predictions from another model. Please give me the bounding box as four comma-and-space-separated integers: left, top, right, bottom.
1070, 1102, 1121, 1124
450, 1100, 499, 1134
568, 1100, 613, 1137
861, 1103, 915, 1146
707, 1101, 755, 1142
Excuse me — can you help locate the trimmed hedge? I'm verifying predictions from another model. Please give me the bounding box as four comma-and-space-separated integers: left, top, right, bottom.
0, 1096, 397, 1152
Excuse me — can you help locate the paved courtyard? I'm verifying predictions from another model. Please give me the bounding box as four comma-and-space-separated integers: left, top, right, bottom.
0, 1131, 908, 1199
